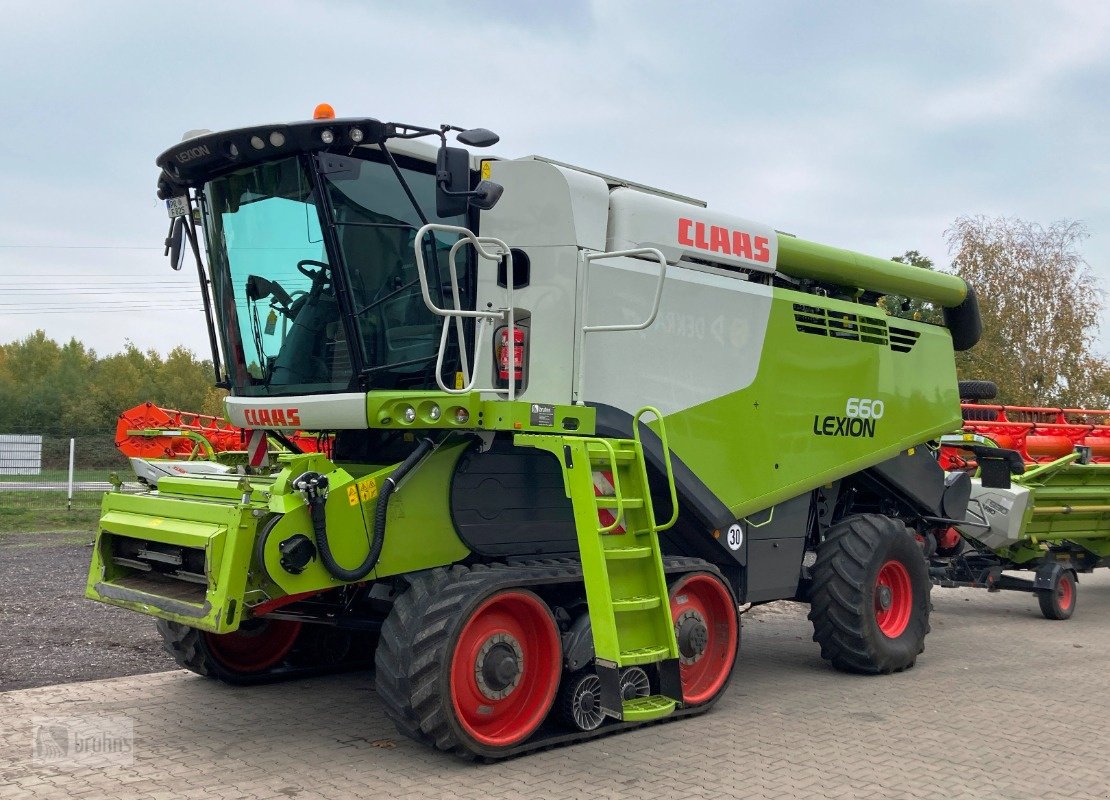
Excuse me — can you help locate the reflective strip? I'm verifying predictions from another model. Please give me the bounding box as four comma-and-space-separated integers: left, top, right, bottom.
247, 430, 269, 468
592, 469, 625, 534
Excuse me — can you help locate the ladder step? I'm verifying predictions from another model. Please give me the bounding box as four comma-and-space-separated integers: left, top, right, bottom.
604, 546, 653, 560
619, 645, 670, 666
595, 497, 644, 509
586, 443, 636, 463
622, 695, 677, 722
612, 595, 661, 612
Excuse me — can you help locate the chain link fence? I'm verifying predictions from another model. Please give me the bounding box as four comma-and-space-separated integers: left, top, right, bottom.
0, 433, 133, 530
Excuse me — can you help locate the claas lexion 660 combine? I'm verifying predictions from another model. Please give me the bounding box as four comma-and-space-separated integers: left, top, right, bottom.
86, 106, 983, 758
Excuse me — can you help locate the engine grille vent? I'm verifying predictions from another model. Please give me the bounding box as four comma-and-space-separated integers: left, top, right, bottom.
793, 304, 889, 346
792, 304, 920, 353
888, 326, 921, 353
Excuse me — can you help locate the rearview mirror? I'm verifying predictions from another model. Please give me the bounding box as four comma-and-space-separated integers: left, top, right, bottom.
436, 146, 471, 217
165, 216, 186, 271
456, 128, 499, 148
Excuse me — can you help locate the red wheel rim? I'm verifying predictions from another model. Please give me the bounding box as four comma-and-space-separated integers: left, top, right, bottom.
875, 560, 913, 638
449, 591, 561, 747
203, 619, 302, 673
1058, 575, 1074, 611
670, 574, 738, 706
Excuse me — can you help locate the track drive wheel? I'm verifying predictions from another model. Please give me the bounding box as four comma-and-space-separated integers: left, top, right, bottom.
375, 567, 562, 758
808, 514, 930, 674
1038, 570, 1077, 620
156, 618, 303, 684
669, 571, 739, 705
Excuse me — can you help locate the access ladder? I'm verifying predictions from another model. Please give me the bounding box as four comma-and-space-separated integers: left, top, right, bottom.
516, 406, 682, 722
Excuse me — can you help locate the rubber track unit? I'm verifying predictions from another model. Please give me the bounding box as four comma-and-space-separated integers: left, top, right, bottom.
807, 514, 931, 675
374, 557, 730, 761
156, 620, 366, 686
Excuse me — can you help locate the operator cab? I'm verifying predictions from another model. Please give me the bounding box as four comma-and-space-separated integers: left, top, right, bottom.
158, 109, 502, 398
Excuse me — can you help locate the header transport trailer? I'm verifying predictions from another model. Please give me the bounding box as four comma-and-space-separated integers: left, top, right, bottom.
935, 392, 1110, 619
86, 106, 981, 758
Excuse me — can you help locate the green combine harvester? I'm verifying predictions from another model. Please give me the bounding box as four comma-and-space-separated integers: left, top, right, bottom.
86, 105, 983, 758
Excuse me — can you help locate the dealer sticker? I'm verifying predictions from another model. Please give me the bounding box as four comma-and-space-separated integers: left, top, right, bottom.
530, 403, 555, 427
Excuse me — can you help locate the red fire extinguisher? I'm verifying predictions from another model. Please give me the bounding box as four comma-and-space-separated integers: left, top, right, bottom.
497, 327, 525, 383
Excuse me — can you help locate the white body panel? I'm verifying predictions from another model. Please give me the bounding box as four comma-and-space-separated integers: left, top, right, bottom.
580, 259, 772, 416
607, 188, 778, 274
225, 393, 367, 430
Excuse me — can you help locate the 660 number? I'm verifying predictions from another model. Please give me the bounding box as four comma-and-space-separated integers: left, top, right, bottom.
845, 397, 884, 419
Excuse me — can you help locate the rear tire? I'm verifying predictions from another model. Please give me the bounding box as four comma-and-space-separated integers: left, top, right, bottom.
1038, 570, 1077, 620
959, 380, 998, 401
808, 514, 931, 674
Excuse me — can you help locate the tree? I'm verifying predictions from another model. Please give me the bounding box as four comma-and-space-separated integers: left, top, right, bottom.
878, 250, 943, 324
945, 215, 1110, 407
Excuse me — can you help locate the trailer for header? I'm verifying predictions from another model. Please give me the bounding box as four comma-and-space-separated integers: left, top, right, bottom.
934, 393, 1110, 619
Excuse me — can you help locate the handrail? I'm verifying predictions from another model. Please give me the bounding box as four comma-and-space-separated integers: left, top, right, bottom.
412, 223, 518, 399
592, 437, 626, 534
634, 406, 679, 532
575, 248, 668, 403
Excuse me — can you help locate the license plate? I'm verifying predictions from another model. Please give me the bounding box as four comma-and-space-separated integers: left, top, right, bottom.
165, 196, 190, 218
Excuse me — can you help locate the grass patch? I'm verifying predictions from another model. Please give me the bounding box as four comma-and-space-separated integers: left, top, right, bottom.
0, 491, 102, 533
0, 469, 113, 484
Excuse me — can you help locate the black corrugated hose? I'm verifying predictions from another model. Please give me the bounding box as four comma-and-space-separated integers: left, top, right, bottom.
294, 436, 435, 582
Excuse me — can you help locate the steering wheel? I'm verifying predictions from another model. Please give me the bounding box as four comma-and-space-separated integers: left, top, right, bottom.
297, 259, 332, 280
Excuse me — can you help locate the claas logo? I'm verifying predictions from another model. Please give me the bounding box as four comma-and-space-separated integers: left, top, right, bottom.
243, 407, 301, 427
677, 218, 771, 263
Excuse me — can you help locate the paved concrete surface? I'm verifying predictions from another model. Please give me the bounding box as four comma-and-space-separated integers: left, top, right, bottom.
3, 572, 1109, 800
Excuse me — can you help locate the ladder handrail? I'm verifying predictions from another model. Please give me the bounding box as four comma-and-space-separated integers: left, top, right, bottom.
634, 406, 679, 532
412, 223, 518, 399
575, 248, 668, 403
591, 437, 626, 534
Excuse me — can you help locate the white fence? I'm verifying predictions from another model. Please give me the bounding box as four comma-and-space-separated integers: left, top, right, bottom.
0, 434, 42, 476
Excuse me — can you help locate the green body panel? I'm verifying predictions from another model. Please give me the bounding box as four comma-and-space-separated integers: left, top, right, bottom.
259, 442, 471, 595
776, 234, 968, 307
662, 287, 962, 520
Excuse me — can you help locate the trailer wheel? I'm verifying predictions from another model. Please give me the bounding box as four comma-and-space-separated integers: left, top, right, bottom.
808, 514, 930, 674
1038, 570, 1077, 620
375, 566, 562, 757
669, 572, 739, 705
156, 618, 302, 684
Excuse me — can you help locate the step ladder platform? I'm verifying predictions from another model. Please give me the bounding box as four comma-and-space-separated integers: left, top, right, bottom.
612, 595, 661, 612
604, 546, 652, 560
595, 496, 644, 509
619, 645, 671, 666
586, 443, 636, 463
622, 695, 677, 722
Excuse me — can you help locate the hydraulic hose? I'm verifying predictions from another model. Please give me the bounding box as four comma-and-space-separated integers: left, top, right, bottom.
294, 436, 435, 582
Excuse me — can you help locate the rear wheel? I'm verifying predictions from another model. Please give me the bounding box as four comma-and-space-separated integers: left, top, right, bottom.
808, 514, 931, 674
668, 571, 739, 705
1038, 570, 1077, 620
157, 618, 303, 684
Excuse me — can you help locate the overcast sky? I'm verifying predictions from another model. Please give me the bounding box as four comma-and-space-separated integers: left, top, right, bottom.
1, 0, 1107, 358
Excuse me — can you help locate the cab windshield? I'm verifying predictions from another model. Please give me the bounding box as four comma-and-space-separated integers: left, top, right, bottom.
201, 154, 468, 397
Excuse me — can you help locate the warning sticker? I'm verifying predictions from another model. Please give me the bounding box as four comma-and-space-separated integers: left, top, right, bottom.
530, 403, 555, 427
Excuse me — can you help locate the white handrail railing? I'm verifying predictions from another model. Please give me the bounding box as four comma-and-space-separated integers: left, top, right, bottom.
575, 248, 669, 403
412, 223, 518, 399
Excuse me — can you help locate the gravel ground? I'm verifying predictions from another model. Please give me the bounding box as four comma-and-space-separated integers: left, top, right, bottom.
0, 531, 171, 691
